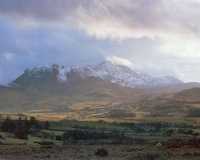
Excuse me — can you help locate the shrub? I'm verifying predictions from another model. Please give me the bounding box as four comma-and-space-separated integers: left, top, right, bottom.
63, 129, 125, 141
39, 141, 54, 145
44, 121, 50, 130
108, 109, 135, 118
14, 125, 28, 140
56, 135, 62, 141
187, 108, 200, 117
95, 148, 108, 157
146, 153, 160, 160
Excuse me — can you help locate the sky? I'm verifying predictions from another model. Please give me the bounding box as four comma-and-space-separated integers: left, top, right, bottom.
0, 0, 200, 85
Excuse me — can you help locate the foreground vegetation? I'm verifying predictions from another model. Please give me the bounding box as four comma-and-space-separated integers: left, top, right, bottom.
0, 114, 200, 159
0, 114, 199, 145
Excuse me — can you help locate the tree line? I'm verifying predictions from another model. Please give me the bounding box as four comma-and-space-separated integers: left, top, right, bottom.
0, 116, 49, 139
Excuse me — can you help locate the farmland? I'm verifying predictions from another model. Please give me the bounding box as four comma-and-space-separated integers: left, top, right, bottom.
0, 114, 200, 159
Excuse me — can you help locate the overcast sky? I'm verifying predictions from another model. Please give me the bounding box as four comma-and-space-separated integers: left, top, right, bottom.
0, 0, 200, 85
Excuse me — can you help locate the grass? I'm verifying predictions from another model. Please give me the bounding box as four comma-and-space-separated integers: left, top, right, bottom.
125, 131, 193, 143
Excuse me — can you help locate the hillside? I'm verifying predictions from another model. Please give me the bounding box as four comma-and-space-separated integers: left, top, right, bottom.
146, 82, 200, 92
0, 85, 32, 112
0, 63, 200, 123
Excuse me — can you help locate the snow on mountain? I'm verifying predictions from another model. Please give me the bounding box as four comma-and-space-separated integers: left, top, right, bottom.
11, 62, 183, 90
25, 64, 73, 82
78, 61, 183, 88
10, 64, 88, 90
56, 65, 71, 82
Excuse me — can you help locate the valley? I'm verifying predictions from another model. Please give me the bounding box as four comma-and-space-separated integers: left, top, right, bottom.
0, 62, 200, 159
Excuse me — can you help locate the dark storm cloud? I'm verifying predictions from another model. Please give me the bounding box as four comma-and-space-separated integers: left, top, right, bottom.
0, 0, 81, 21
1, 0, 200, 38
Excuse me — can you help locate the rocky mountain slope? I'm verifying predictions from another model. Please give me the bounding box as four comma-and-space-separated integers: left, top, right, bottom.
10, 62, 200, 93
78, 61, 183, 89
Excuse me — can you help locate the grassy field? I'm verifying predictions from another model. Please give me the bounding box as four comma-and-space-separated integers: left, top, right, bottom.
1, 114, 199, 143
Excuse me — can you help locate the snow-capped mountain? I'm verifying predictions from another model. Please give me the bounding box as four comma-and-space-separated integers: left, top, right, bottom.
78, 61, 183, 88
10, 64, 86, 93
24, 64, 84, 82
10, 63, 141, 95
10, 62, 183, 92
11, 64, 82, 83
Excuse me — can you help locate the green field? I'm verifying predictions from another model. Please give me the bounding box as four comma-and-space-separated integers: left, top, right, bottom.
0, 115, 199, 146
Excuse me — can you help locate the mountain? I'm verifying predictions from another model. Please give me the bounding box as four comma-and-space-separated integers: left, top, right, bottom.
10, 62, 200, 93
1, 63, 200, 121
78, 61, 183, 89
10, 64, 87, 93
5, 63, 146, 113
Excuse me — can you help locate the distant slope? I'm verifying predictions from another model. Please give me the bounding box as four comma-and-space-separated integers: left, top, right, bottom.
146, 82, 200, 92
173, 87, 200, 100
0, 85, 32, 112
136, 87, 200, 118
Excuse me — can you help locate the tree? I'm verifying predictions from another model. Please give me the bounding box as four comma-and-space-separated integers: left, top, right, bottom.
14, 124, 28, 139
29, 116, 37, 126
155, 122, 162, 132
44, 121, 50, 130
28, 116, 42, 131
1, 116, 16, 133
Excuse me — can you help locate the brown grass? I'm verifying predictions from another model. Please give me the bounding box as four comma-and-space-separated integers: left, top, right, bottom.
0, 144, 200, 160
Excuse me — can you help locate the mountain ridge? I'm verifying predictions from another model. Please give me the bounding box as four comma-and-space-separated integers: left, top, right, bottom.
78, 61, 183, 89
9, 62, 200, 93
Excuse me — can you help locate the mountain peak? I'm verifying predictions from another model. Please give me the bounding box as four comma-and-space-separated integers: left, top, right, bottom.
10, 63, 88, 93
10, 63, 80, 91
24, 63, 72, 82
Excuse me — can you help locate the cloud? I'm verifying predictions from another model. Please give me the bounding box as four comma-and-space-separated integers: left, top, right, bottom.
3, 52, 15, 61
1, 0, 200, 39
160, 36, 200, 58
105, 55, 133, 67
1, 0, 200, 57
